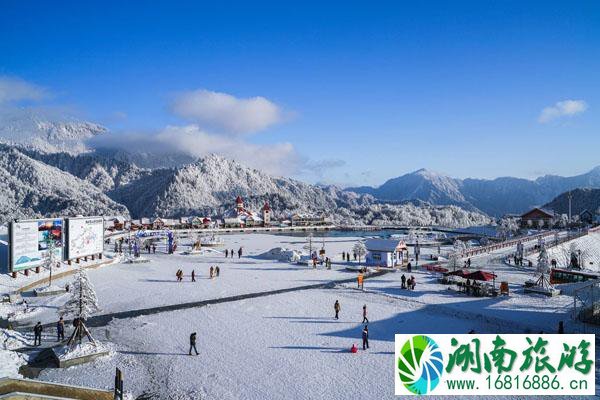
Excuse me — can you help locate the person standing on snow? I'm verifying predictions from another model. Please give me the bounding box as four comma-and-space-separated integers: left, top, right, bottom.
56, 317, 65, 342
230, 249, 234, 258
209, 266, 214, 279
33, 322, 43, 346
189, 332, 199, 355
362, 305, 369, 323
334, 300, 341, 319
401, 274, 407, 289
225, 249, 229, 258
238, 247, 243, 258
362, 325, 369, 350
215, 266, 220, 277
191, 270, 196, 282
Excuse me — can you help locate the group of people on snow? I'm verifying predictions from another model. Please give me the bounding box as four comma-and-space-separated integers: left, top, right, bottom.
400, 274, 416, 290
31, 316, 68, 346
176, 269, 184, 282
224, 248, 243, 259
145, 242, 157, 254
209, 266, 220, 279
341, 251, 358, 262
334, 300, 371, 351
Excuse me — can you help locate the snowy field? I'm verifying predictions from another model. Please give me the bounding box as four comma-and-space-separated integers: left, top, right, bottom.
545, 232, 600, 271
1, 232, 599, 399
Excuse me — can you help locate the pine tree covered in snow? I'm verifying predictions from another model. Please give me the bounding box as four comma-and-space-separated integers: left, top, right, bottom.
60, 268, 100, 320
447, 252, 462, 271
43, 237, 60, 286
537, 244, 549, 273
353, 241, 367, 263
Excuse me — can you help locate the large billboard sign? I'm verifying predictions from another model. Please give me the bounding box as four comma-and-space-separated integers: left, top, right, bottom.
10, 219, 63, 272
66, 217, 104, 259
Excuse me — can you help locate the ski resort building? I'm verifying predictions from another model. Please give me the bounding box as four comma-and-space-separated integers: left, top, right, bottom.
520, 207, 556, 229
222, 196, 269, 228
289, 213, 330, 226
580, 209, 594, 225
103, 216, 127, 231
364, 239, 409, 268
262, 201, 272, 226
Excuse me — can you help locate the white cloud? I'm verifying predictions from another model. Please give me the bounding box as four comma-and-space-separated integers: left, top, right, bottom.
538, 99, 588, 124
91, 124, 301, 176
0, 76, 47, 104
171, 89, 283, 134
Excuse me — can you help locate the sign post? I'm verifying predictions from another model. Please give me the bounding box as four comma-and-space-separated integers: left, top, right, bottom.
114, 367, 124, 400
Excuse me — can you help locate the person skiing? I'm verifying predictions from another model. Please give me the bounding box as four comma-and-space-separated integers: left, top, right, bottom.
189, 332, 199, 355
225, 249, 229, 258
33, 322, 43, 346
362, 325, 369, 350
362, 304, 369, 323
401, 274, 407, 289
191, 270, 196, 282
215, 266, 220, 277
56, 317, 65, 342
334, 300, 340, 319
209, 266, 214, 279
238, 247, 243, 258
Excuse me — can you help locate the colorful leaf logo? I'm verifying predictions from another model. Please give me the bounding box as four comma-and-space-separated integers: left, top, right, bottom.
397, 335, 444, 394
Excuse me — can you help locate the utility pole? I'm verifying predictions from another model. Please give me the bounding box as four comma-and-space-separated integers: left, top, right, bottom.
568, 191, 572, 225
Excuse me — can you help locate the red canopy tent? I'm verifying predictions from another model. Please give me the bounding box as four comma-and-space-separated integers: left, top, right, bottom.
445, 269, 471, 278
465, 270, 497, 282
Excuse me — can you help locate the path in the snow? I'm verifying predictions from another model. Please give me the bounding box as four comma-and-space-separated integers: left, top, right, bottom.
16, 269, 391, 333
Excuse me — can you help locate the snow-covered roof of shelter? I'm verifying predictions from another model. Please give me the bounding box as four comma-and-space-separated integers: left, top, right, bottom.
521, 207, 556, 218
365, 238, 407, 252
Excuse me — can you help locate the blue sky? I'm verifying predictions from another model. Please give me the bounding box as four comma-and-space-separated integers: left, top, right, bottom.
1, 1, 599, 185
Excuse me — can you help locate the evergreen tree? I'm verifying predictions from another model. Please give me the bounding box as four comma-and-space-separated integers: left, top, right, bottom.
43, 237, 60, 286
353, 241, 367, 263
60, 268, 100, 347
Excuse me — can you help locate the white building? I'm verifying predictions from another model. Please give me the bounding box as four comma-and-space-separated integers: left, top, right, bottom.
365, 239, 409, 268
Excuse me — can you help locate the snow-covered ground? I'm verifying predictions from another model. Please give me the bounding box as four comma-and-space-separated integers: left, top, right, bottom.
545, 232, 600, 271
7, 234, 403, 325
1, 232, 598, 399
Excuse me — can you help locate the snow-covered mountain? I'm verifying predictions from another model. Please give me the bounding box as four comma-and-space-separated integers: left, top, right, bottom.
0, 115, 490, 227
350, 167, 600, 216
5, 145, 489, 227
20, 148, 149, 192
543, 188, 600, 216
0, 109, 106, 154
351, 169, 469, 209
0, 145, 129, 223
107, 154, 490, 227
